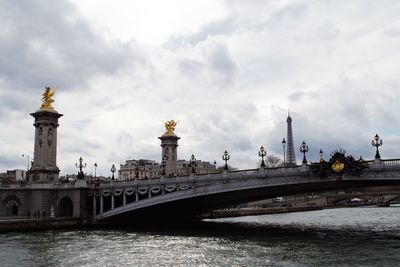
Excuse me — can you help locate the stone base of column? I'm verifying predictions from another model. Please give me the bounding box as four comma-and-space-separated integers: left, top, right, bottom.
159, 134, 180, 177
28, 168, 60, 183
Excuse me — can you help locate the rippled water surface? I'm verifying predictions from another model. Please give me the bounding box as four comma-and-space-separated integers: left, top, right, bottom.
1, 206, 400, 266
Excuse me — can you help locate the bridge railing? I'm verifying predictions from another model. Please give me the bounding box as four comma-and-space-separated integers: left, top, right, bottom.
381, 159, 400, 166
364, 158, 400, 169
93, 158, 400, 189
92, 164, 308, 189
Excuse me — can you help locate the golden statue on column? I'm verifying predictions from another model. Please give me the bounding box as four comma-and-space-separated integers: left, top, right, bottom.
40, 87, 56, 110
164, 120, 178, 135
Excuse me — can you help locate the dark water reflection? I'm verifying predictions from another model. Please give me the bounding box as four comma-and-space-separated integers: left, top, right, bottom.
1, 206, 400, 266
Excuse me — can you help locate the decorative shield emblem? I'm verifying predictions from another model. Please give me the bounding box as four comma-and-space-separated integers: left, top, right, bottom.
331, 160, 345, 173
311, 148, 366, 178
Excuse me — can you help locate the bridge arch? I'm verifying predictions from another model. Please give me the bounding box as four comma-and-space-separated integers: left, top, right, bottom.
98, 175, 400, 223
3, 195, 21, 216
384, 195, 400, 204
58, 197, 73, 217
93, 160, 400, 223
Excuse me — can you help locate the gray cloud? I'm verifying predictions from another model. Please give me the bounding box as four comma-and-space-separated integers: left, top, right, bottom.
0, 0, 138, 91
207, 43, 237, 84
0, 154, 25, 171
169, 17, 237, 47
175, 41, 238, 89
288, 91, 306, 102
1, 0, 400, 176
178, 58, 204, 77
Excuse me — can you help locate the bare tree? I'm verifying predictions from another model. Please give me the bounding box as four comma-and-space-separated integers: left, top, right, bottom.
259, 154, 283, 168
216, 165, 238, 171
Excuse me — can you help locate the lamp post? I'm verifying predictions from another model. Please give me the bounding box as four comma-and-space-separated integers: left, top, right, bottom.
282, 138, 286, 166
75, 157, 86, 179
299, 141, 309, 164
111, 164, 116, 180
319, 149, 324, 162
161, 155, 167, 176
371, 134, 383, 159
190, 154, 197, 174
222, 150, 230, 171
258, 146, 266, 168
94, 162, 97, 178
213, 160, 217, 172
22, 154, 32, 171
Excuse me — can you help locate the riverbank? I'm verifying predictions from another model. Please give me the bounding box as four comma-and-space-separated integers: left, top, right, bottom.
0, 207, 322, 232
200, 206, 322, 219
0, 217, 87, 232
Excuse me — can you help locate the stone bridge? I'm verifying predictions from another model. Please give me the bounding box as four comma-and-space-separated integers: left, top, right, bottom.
91, 158, 400, 223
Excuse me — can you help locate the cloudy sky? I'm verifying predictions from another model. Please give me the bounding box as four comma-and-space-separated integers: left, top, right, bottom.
1, 0, 400, 176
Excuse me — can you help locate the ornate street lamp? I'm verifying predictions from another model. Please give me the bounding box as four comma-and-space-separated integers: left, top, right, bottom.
161, 155, 167, 176
222, 150, 230, 171
299, 141, 309, 164
75, 157, 86, 179
319, 149, 324, 162
94, 162, 97, 178
190, 154, 197, 173
371, 134, 383, 159
258, 146, 266, 168
110, 164, 116, 180
282, 138, 286, 167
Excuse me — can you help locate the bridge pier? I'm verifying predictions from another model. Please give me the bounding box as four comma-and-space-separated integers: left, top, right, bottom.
135, 192, 139, 202
111, 194, 115, 210
100, 196, 104, 214
123, 193, 127, 206
92, 196, 96, 217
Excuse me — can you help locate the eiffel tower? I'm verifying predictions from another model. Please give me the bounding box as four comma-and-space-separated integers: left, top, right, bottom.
286, 112, 297, 166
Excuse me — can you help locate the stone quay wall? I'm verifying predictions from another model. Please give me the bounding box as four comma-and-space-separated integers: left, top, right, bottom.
0, 183, 90, 221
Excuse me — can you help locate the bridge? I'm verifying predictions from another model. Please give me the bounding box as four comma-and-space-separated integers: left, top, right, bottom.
91, 157, 400, 223
4, 90, 400, 228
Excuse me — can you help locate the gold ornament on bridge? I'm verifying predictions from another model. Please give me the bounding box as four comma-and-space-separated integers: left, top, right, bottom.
40, 87, 56, 110
163, 120, 178, 135
331, 160, 345, 173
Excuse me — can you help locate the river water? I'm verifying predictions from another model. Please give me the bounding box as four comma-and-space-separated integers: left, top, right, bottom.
1, 206, 399, 267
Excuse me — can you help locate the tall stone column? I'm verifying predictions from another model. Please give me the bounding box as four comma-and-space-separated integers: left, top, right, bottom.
29, 87, 63, 183
159, 120, 180, 177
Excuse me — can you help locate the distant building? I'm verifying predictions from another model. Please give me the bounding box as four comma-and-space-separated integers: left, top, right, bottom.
60, 174, 111, 183
177, 159, 216, 176
118, 158, 216, 180
0, 170, 27, 183
119, 159, 161, 180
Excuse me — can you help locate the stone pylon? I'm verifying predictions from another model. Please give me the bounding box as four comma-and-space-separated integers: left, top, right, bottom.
286, 112, 297, 166
29, 88, 63, 183
159, 120, 180, 177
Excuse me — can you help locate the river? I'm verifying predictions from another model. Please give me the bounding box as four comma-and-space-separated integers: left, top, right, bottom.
0, 206, 399, 266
